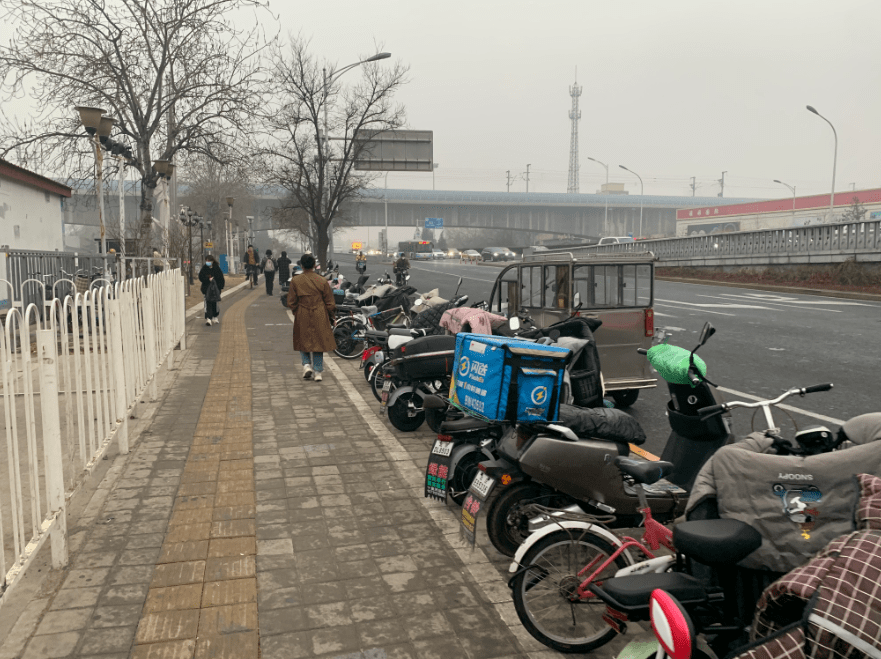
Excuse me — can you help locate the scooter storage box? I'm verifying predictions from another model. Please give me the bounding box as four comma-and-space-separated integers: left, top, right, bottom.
451, 333, 569, 423
393, 335, 457, 380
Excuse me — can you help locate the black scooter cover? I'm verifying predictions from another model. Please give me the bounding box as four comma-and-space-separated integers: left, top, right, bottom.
557, 404, 647, 445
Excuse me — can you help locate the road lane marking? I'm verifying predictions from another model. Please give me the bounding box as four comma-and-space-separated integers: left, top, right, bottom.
656, 298, 772, 310
654, 302, 734, 316
699, 294, 844, 313
718, 386, 844, 426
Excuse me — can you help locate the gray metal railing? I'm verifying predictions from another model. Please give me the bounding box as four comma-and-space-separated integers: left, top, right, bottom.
562, 219, 881, 266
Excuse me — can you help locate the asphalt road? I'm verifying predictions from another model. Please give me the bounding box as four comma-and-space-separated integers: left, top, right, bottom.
334, 253, 880, 457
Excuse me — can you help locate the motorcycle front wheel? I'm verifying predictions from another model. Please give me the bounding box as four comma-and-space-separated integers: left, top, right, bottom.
486, 482, 552, 557
387, 392, 425, 432
511, 529, 627, 654
333, 319, 367, 359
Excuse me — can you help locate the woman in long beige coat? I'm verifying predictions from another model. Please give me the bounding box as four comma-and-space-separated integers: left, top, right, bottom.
287, 253, 337, 382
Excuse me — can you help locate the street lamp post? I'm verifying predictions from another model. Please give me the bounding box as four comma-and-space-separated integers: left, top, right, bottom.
198, 217, 206, 261
587, 156, 609, 236
432, 163, 439, 190
773, 179, 797, 223
619, 165, 644, 237
384, 172, 389, 257
226, 197, 236, 275
806, 105, 838, 222
179, 207, 199, 285
322, 51, 392, 263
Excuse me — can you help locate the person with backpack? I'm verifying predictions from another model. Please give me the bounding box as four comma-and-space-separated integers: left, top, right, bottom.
198, 255, 225, 326
277, 251, 292, 286
261, 249, 277, 295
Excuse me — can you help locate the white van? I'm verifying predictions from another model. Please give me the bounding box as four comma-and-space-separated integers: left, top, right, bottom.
597, 236, 636, 245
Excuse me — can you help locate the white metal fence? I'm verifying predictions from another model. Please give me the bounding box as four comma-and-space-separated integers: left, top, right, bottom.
0, 269, 186, 608
565, 219, 881, 266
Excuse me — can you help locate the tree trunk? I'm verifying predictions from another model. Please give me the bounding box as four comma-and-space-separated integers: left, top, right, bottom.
315, 224, 329, 269
138, 179, 156, 257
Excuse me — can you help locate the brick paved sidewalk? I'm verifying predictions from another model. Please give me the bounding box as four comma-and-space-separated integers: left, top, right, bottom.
2, 287, 645, 659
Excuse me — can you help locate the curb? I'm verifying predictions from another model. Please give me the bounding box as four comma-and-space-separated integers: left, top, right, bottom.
185, 275, 259, 319
656, 276, 881, 302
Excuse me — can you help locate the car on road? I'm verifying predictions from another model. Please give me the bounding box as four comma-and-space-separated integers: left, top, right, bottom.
462, 249, 482, 262
446, 248, 461, 259
597, 236, 636, 245
431, 249, 445, 260
481, 247, 516, 262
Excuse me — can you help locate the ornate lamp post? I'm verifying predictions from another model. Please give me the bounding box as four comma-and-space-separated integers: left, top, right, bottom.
179, 206, 200, 284
225, 197, 236, 274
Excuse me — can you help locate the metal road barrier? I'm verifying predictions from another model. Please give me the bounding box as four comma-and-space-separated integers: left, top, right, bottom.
563, 219, 881, 267
0, 269, 186, 608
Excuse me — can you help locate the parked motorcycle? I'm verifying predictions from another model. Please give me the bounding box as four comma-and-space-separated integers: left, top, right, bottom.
479, 322, 728, 557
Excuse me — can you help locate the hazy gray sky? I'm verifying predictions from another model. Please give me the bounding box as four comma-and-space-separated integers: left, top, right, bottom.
8, 0, 880, 199
289, 0, 879, 198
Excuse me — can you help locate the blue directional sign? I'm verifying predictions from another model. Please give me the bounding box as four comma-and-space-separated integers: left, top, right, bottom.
425, 217, 444, 229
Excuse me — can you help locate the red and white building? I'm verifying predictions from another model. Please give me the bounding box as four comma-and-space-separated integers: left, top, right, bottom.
676, 188, 881, 236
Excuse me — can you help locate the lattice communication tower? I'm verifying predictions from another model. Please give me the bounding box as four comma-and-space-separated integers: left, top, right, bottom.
567, 71, 582, 194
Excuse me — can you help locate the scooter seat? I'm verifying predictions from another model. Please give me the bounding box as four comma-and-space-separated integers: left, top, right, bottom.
386, 323, 409, 329
593, 572, 705, 611
613, 456, 673, 485
440, 417, 491, 433
673, 519, 762, 566
389, 328, 415, 336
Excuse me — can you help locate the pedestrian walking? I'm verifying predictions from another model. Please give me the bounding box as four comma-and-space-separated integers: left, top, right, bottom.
287, 253, 336, 382
242, 245, 258, 288
261, 249, 277, 295
152, 248, 163, 274
198, 255, 225, 326
277, 251, 292, 286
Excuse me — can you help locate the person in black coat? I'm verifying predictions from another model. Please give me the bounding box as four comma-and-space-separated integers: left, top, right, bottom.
198, 255, 226, 326
277, 251, 292, 286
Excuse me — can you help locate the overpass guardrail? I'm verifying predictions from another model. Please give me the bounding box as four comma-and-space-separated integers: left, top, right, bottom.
560, 219, 881, 267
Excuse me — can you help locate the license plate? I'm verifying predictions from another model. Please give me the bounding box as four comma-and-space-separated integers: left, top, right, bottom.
431, 440, 453, 457
470, 471, 495, 499
380, 379, 392, 406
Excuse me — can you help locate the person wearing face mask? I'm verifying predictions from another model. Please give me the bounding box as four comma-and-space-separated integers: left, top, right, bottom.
198, 255, 226, 326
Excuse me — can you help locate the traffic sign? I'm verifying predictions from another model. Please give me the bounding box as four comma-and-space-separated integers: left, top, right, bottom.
425, 218, 444, 229
204, 242, 214, 249
352, 241, 363, 250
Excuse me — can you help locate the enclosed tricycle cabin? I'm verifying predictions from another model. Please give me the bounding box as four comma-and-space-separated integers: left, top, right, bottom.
488, 251, 657, 404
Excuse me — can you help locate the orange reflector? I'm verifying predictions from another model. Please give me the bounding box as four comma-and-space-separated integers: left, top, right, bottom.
644, 309, 654, 337
501, 474, 512, 485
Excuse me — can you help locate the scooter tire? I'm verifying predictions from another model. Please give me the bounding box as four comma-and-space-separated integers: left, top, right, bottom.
387, 392, 425, 432
610, 389, 639, 408
333, 319, 367, 360
448, 451, 482, 506
486, 482, 544, 557
511, 530, 628, 654
370, 367, 386, 402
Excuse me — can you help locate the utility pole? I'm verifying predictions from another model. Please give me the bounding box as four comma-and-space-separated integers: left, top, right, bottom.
525, 164, 531, 193
567, 70, 582, 193
506, 170, 513, 192
690, 177, 696, 196
718, 171, 727, 197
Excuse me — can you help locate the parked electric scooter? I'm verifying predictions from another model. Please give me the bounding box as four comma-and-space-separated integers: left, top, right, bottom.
479, 323, 729, 557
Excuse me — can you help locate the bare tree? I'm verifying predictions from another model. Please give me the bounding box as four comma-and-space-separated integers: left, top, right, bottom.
840, 196, 867, 224
259, 38, 408, 266
0, 0, 270, 253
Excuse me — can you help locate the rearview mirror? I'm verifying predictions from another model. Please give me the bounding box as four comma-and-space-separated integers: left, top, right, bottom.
509, 316, 521, 331
414, 298, 423, 307
698, 322, 716, 346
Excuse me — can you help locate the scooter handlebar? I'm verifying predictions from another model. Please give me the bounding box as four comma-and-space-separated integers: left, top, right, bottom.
802, 383, 833, 394
698, 403, 726, 421
636, 348, 648, 355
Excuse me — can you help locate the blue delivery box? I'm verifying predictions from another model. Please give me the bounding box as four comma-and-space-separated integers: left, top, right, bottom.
451, 333, 570, 423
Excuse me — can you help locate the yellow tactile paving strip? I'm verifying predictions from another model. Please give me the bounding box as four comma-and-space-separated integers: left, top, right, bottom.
133, 292, 261, 659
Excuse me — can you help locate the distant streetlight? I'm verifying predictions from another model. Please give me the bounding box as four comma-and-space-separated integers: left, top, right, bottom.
323, 51, 392, 261
806, 105, 838, 222
773, 179, 797, 222
619, 165, 644, 238
587, 157, 609, 235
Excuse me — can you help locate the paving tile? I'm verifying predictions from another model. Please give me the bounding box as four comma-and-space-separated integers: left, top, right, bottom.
151, 561, 206, 588
201, 578, 257, 607
136, 609, 200, 644
259, 631, 311, 659
109, 564, 155, 585
130, 639, 196, 659
197, 602, 257, 636
210, 519, 255, 538
207, 537, 256, 557
20, 632, 81, 658
256, 538, 293, 555
166, 523, 212, 543
169, 509, 215, 527
158, 541, 210, 563
49, 586, 102, 610
35, 608, 92, 635
118, 547, 164, 565
211, 505, 256, 521
310, 625, 361, 656
91, 604, 144, 628
101, 583, 151, 606
62, 567, 111, 589
79, 625, 137, 654
144, 584, 203, 613
193, 631, 258, 659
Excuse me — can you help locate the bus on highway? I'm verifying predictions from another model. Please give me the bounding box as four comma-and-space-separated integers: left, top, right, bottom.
489, 251, 657, 407
398, 241, 434, 259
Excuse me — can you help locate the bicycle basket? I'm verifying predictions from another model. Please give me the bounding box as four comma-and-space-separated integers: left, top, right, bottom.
647, 343, 706, 386
75, 276, 90, 295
